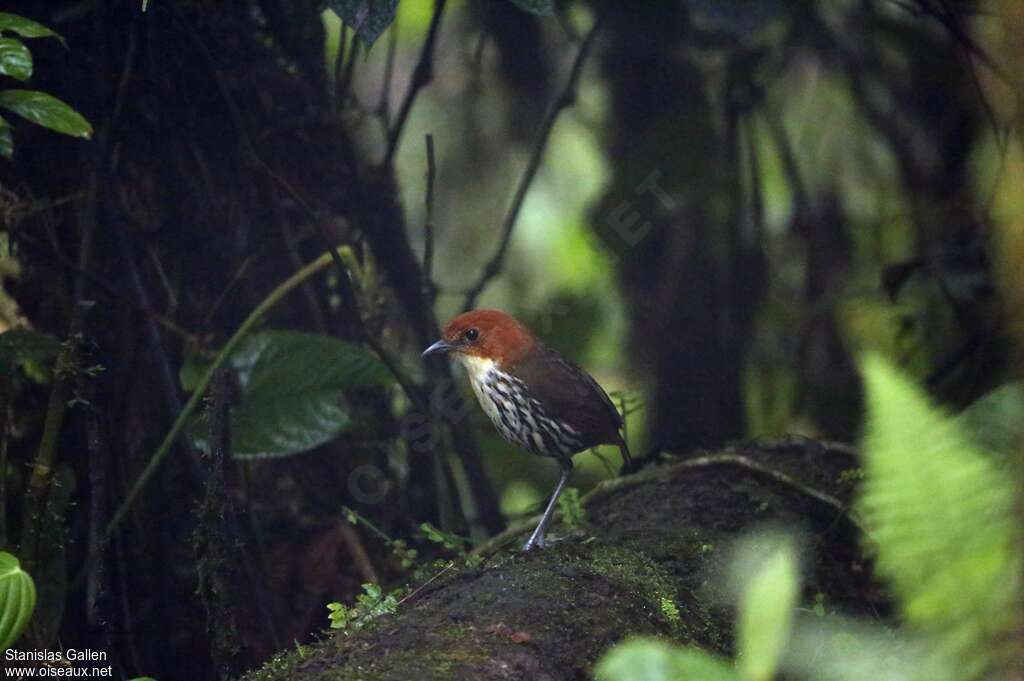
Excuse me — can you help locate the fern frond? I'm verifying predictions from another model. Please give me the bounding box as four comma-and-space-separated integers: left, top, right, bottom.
859, 356, 1021, 677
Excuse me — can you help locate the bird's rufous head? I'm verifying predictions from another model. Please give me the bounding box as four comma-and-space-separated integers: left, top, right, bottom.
422, 309, 537, 366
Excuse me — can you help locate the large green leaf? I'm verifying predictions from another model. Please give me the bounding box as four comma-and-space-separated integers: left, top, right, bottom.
735, 539, 798, 681
506, 0, 555, 16
0, 90, 92, 139
0, 38, 32, 81
190, 331, 393, 460
0, 13, 61, 42
0, 328, 61, 382
0, 552, 37, 651
858, 355, 1019, 675
595, 637, 737, 681
326, 0, 399, 48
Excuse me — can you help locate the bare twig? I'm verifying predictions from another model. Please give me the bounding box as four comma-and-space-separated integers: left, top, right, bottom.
375, 22, 400, 129
332, 24, 348, 111
337, 520, 379, 584
396, 560, 455, 606
340, 36, 360, 103
384, 0, 448, 166
422, 133, 438, 303
461, 18, 603, 312
743, 114, 765, 242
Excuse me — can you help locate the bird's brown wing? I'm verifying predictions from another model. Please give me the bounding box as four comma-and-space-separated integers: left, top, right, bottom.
509, 345, 623, 448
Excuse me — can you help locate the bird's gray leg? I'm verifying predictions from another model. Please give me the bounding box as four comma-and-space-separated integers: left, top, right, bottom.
522, 461, 573, 552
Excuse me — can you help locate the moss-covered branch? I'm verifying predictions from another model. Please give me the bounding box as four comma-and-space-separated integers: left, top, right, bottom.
240, 440, 880, 681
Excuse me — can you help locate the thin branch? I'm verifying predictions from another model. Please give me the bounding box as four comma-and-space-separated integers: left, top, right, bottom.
396, 560, 455, 606
422, 133, 438, 303
384, 0, 448, 166
337, 519, 379, 584
461, 18, 603, 312
375, 21, 400, 129
332, 23, 348, 111
340, 35, 360, 104
743, 113, 765, 243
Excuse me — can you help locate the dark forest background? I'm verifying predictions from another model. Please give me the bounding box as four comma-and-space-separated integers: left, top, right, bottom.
0, 1, 1021, 679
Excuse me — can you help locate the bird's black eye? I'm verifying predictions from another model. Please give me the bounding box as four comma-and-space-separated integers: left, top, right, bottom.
463, 328, 479, 342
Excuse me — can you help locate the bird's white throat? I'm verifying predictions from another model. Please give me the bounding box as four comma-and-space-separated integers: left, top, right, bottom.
457, 355, 501, 421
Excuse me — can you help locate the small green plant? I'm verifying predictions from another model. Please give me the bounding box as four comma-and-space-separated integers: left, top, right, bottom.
557, 487, 584, 528
0, 12, 92, 159
420, 522, 470, 553
326, 582, 399, 633
419, 522, 482, 568
658, 596, 680, 624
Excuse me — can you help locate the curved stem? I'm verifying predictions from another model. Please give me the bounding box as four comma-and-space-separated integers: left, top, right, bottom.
104, 248, 347, 538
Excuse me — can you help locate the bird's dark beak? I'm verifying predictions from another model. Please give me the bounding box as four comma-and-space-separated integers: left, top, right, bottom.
422, 339, 455, 358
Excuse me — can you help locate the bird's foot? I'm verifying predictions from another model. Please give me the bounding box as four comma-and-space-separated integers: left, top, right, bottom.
521, 534, 546, 552
522, 532, 579, 552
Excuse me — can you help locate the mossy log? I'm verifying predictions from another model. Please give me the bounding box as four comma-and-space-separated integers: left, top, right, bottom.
241, 440, 884, 681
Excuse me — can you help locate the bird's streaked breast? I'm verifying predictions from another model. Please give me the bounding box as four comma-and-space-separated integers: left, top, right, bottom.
459, 354, 583, 458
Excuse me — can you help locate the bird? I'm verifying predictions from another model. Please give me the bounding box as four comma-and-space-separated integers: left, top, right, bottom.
422, 309, 632, 551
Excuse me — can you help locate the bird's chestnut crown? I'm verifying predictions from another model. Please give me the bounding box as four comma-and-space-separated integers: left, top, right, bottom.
422, 309, 537, 365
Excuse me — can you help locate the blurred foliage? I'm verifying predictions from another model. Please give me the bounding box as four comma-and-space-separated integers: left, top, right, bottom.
858, 356, 1019, 677
596, 533, 799, 681
598, 358, 1022, 681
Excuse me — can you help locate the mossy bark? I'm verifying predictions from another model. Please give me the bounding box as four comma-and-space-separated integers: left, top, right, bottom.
240, 440, 883, 681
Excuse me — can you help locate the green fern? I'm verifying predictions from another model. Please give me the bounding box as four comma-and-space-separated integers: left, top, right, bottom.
858, 355, 1020, 676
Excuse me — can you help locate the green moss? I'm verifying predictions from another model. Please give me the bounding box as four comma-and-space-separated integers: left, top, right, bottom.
568, 539, 695, 636
660, 595, 681, 623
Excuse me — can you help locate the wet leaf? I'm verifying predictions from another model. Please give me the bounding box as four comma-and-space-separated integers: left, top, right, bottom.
595, 637, 737, 681
0, 13, 61, 43
736, 542, 798, 681
0, 38, 32, 81
0, 552, 36, 651
0, 89, 92, 139
190, 331, 392, 459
